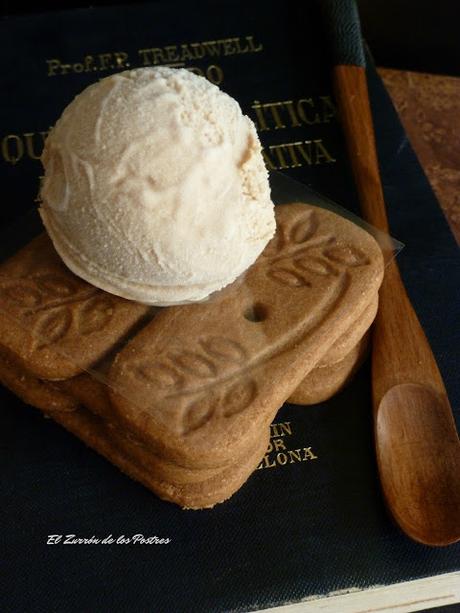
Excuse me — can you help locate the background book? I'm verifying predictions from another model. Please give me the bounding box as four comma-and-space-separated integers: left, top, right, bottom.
0, 1, 459, 611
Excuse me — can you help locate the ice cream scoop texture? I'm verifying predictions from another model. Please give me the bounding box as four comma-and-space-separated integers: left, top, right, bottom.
40, 67, 275, 305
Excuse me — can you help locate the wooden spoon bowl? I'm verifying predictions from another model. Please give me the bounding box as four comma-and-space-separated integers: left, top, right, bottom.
333, 63, 460, 546
377, 383, 460, 546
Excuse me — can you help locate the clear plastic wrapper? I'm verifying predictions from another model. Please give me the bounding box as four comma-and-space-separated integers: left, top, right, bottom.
0, 171, 403, 507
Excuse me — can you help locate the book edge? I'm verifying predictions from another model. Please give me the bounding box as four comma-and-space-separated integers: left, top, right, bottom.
257, 570, 460, 613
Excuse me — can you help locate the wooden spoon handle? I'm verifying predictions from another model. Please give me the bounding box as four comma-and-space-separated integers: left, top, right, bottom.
322, 2, 459, 546
332, 65, 449, 408
334, 66, 389, 232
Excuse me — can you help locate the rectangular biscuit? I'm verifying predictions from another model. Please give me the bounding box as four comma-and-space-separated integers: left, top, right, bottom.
50, 404, 269, 509
288, 330, 371, 405
0, 234, 151, 380
0, 348, 77, 413
0, 203, 384, 507
107, 204, 384, 470
0, 342, 258, 490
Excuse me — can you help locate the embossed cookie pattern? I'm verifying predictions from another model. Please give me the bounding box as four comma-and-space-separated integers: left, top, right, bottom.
109, 204, 384, 468
0, 234, 150, 378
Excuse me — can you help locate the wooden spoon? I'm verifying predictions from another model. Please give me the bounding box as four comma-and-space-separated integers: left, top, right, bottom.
321, 1, 460, 546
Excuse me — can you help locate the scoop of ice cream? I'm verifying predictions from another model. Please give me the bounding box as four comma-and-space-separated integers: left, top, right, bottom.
39, 67, 275, 305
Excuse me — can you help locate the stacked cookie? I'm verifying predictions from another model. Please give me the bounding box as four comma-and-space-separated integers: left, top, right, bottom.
0, 204, 384, 508
289, 296, 379, 405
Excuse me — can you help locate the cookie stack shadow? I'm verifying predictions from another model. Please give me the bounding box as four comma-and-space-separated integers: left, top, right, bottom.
0, 204, 384, 508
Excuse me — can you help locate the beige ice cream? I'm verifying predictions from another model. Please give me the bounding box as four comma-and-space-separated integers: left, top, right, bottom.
40, 67, 275, 305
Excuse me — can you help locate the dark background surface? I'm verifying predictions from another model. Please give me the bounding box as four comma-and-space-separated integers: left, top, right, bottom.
1, 0, 460, 613
1, 0, 460, 75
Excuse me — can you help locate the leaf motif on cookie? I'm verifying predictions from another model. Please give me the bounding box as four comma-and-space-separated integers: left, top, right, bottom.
288, 210, 318, 244
223, 379, 257, 417
200, 337, 247, 363
171, 351, 217, 378
33, 307, 72, 349
136, 363, 183, 390
264, 210, 335, 281
323, 245, 370, 267
0, 280, 43, 309
77, 295, 114, 335
131, 338, 246, 399
262, 232, 285, 257
267, 268, 311, 287
182, 393, 217, 434
35, 273, 76, 298
294, 256, 339, 276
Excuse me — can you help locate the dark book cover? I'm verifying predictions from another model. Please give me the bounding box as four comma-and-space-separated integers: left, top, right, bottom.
1, 1, 459, 611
